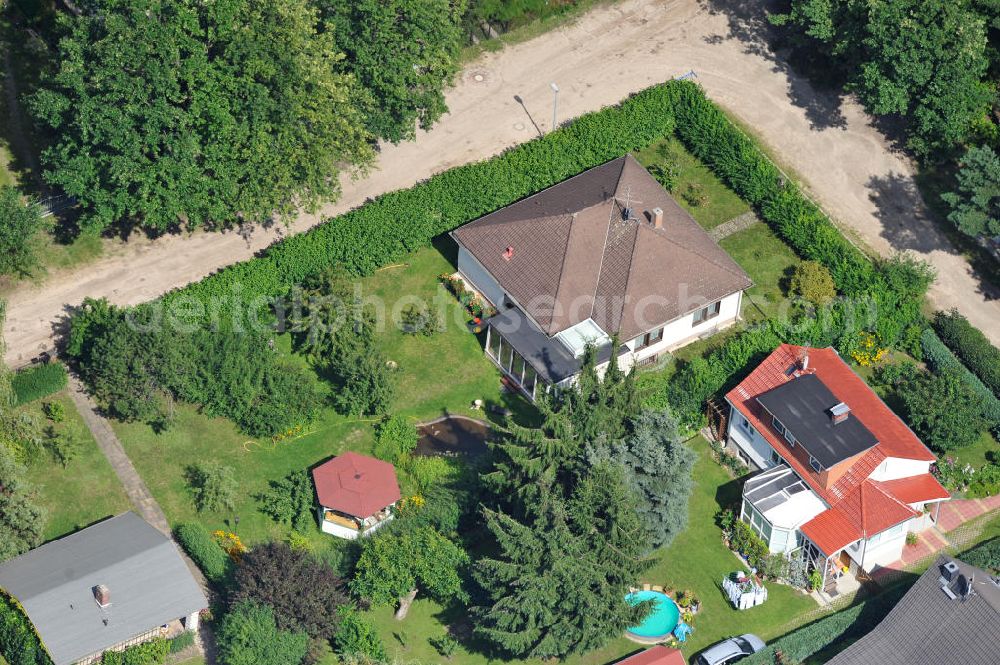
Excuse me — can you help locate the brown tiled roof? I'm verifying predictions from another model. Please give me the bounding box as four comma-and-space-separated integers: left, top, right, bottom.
451, 156, 752, 340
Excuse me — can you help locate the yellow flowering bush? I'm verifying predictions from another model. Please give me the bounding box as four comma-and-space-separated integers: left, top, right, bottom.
850, 332, 888, 367
213, 530, 247, 563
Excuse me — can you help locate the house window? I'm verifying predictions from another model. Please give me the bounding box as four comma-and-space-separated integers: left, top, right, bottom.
692, 300, 722, 326
784, 429, 796, 447
636, 327, 664, 349
809, 455, 823, 473
740, 416, 750, 431
770, 448, 781, 466
772, 416, 785, 436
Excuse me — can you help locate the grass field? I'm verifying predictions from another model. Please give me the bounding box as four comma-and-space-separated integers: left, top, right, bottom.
111, 245, 530, 547
18, 391, 131, 541
720, 223, 805, 322
634, 137, 751, 230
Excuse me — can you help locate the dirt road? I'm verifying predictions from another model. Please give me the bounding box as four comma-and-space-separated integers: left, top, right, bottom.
5, 0, 998, 364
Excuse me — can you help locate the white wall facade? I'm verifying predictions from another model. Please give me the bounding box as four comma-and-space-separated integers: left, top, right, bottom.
456, 245, 506, 308
844, 518, 913, 572
726, 404, 778, 470
627, 291, 743, 361
867, 457, 933, 482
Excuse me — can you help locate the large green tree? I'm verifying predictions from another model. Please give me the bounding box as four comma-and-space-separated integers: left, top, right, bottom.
473, 473, 649, 660
321, 0, 467, 143
30, 0, 373, 234
942, 144, 1000, 238
587, 409, 695, 550
771, 0, 992, 157
0, 186, 45, 278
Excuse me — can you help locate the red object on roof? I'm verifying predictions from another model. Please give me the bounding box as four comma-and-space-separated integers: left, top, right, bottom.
727, 345, 947, 556
877, 474, 950, 505
615, 646, 686, 665
312, 452, 401, 519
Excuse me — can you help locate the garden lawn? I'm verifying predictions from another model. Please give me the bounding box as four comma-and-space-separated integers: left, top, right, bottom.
19, 391, 131, 541
720, 224, 805, 322
948, 431, 1000, 472
634, 137, 750, 230
363, 436, 822, 665
111, 245, 530, 548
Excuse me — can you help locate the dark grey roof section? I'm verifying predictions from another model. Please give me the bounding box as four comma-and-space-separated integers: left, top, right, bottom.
756, 373, 878, 468
488, 306, 621, 384
0, 512, 207, 665
826, 556, 1000, 665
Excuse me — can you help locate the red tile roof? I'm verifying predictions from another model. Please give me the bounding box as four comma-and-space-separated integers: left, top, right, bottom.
312, 452, 401, 519
877, 474, 950, 505
615, 646, 686, 665
728, 345, 946, 555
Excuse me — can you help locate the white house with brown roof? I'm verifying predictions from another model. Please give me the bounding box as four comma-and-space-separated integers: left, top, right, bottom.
724, 345, 950, 595
450, 155, 752, 399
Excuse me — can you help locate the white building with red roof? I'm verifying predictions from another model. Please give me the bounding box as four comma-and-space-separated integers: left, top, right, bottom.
724, 345, 949, 593
312, 452, 401, 540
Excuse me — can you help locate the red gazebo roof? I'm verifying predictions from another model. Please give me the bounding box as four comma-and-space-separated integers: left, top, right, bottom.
312, 452, 401, 519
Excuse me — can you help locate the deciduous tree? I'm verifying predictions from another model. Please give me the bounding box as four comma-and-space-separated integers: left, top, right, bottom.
321, 0, 466, 143
31, 0, 373, 234
943, 145, 1000, 238
0, 186, 44, 278
215, 601, 309, 665
897, 369, 985, 451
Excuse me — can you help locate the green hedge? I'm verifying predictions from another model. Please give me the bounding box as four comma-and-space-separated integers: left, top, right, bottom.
921, 328, 1000, 428
933, 310, 1000, 398
742, 582, 909, 665
0, 591, 52, 665
147, 83, 681, 327
167, 632, 195, 654
100, 638, 169, 665
962, 536, 1000, 573
12, 363, 67, 406
174, 522, 231, 585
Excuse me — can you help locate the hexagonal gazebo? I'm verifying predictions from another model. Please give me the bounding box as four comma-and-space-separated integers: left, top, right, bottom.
312, 452, 401, 540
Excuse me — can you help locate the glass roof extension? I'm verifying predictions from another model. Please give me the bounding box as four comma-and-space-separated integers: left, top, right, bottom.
743, 464, 827, 529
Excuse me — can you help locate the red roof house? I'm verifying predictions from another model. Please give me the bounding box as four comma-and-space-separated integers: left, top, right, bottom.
614, 646, 686, 665
724, 345, 949, 592
312, 452, 401, 540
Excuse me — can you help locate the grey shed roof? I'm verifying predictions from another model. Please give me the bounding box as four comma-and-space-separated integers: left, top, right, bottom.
826, 556, 1000, 665
0, 512, 207, 665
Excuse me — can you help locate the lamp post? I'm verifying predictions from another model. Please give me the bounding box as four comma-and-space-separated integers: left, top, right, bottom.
550, 82, 559, 133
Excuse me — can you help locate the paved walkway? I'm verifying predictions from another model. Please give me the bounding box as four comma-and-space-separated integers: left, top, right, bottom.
710, 211, 760, 241
5, 0, 1000, 367
66, 374, 172, 536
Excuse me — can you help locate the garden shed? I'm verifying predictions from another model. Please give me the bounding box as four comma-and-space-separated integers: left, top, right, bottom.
312, 451, 401, 540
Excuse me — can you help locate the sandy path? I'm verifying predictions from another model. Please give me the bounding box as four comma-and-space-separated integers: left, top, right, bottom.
4, 0, 998, 365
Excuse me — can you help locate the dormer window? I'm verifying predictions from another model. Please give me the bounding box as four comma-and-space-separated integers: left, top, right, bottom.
772, 416, 785, 436
809, 455, 823, 472
784, 428, 796, 447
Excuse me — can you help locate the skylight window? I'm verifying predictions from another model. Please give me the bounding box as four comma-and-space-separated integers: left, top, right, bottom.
554, 319, 611, 358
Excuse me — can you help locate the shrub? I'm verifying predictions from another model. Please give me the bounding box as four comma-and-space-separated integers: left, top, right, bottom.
789, 261, 836, 305
933, 310, 1000, 397
906, 532, 918, 546
101, 638, 169, 665
186, 462, 239, 513
404, 456, 456, 492
174, 522, 231, 584
333, 607, 386, 661
921, 328, 1000, 428
429, 635, 459, 659
42, 400, 65, 422
258, 471, 316, 533
373, 415, 418, 463
962, 536, 1000, 573
215, 601, 309, 665
168, 632, 195, 654
12, 363, 67, 406
42, 425, 78, 468
896, 370, 985, 452
400, 303, 441, 336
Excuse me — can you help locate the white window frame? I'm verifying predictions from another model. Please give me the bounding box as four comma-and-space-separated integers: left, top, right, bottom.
772, 416, 785, 436
783, 428, 796, 446
769, 448, 781, 466
809, 455, 823, 473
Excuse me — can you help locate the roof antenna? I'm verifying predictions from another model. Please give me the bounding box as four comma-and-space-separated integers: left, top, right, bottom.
619, 185, 641, 220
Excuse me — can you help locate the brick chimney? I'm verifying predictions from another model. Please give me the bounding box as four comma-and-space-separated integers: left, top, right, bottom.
652, 207, 664, 229
830, 402, 850, 425
502, 246, 514, 261
93, 584, 111, 607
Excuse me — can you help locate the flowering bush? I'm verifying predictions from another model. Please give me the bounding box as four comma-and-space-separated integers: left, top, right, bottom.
213, 531, 248, 563
934, 456, 975, 492
849, 331, 888, 367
